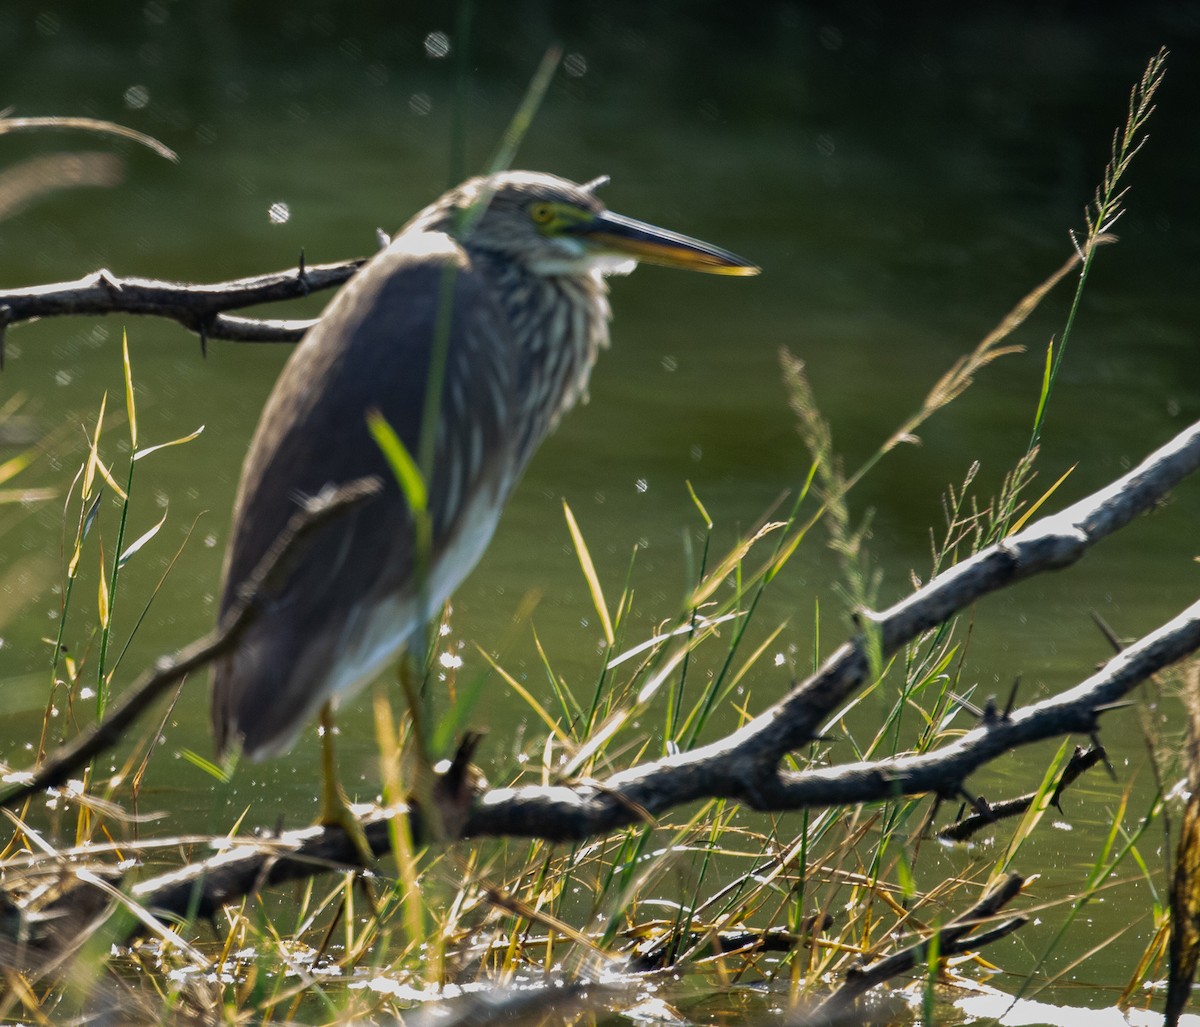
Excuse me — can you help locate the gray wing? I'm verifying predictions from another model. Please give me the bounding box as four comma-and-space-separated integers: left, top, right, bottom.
212, 231, 516, 758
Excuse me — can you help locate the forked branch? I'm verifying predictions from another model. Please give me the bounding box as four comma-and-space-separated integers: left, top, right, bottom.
464, 417, 1200, 838
0, 259, 365, 361
6, 420, 1196, 946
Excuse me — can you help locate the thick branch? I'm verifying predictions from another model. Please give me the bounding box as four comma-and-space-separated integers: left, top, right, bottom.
10, 424, 1200, 934
755, 597, 1200, 810
129, 806, 414, 929
0, 260, 363, 346
64, 552, 1200, 937
463, 418, 1200, 839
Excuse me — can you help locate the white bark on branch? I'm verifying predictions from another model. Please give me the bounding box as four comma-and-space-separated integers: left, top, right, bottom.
0, 259, 364, 360
464, 418, 1200, 838
5, 398, 1198, 947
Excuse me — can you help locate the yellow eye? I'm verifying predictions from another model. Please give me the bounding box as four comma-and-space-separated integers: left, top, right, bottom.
530, 202, 556, 226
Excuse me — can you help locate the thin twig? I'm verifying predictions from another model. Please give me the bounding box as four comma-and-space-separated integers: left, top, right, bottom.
936, 745, 1106, 842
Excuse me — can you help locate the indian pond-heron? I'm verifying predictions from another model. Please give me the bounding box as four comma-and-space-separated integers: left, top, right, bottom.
211, 170, 758, 795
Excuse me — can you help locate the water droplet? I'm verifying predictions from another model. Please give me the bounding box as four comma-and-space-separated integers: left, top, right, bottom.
424, 31, 451, 59
564, 52, 587, 77
268, 201, 291, 225
409, 93, 432, 116
124, 84, 150, 110
635, 478, 648, 494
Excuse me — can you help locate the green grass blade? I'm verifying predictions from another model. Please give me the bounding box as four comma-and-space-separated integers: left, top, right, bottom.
485, 45, 561, 179
563, 500, 614, 647
367, 408, 427, 516
179, 748, 232, 783
133, 425, 205, 461
117, 506, 167, 569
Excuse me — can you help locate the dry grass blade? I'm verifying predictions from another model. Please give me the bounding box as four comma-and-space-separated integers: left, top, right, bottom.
0, 152, 125, 222
476, 644, 574, 747
564, 500, 614, 646
1166, 662, 1200, 1024
484, 884, 614, 960
1006, 462, 1076, 536
0, 114, 178, 162
121, 331, 137, 452
888, 240, 1108, 452
80, 393, 107, 506
690, 517, 787, 607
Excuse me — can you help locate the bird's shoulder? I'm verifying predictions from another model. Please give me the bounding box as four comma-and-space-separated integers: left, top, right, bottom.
327, 229, 496, 338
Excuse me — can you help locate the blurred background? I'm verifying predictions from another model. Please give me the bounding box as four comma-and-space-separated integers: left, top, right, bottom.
0, 1, 1197, 1004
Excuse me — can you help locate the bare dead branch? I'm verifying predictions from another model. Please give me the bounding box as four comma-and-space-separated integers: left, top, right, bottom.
7, 422, 1199, 946
758, 599, 1198, 812
129, 805, 411, 931
936, 745, 1106, 842
462, 418, 1200, 839
0, 260, 364, 352
806, 874, 1028, 1023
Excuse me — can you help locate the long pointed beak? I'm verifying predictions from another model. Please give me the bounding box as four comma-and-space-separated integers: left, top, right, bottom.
575, 209, 760, 276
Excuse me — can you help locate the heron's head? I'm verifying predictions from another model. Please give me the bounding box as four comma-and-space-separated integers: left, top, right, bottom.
414, 171, 760, 279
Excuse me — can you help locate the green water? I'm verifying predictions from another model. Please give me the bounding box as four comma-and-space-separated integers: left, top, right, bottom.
1, 4, 1198, 1018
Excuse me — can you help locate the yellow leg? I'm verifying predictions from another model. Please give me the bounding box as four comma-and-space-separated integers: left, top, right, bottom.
318, 702, 374, 864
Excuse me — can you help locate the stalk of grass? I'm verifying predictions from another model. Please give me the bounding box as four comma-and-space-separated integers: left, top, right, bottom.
532, 625, 586, 727
1006, 783, 1161, 1010
682, 490, 814, 750
987, 738, 1075, 884
372, 690, 429, 960
563, 501, 614, 649
50, 396, 106, 696
573, 545, 641, 744
94, 332, 139, 717
666, 484, 714, 748
1028, 48, 1167, 451
922, 927, 942, 1022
